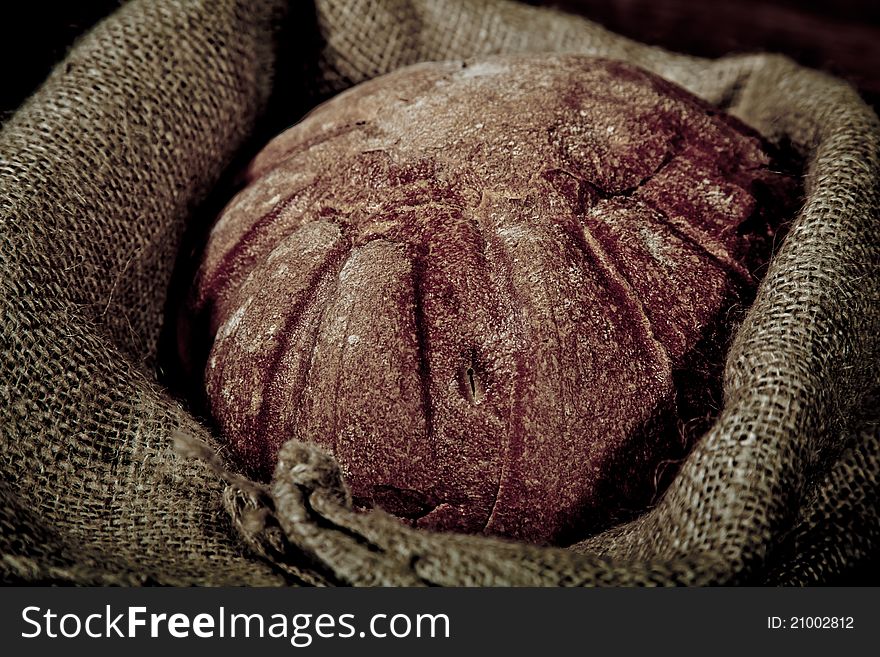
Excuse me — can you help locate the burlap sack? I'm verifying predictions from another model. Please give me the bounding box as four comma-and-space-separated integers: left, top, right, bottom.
1, 0, 877, 586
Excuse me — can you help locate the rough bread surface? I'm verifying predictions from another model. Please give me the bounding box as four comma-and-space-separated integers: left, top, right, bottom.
187, 55, 790, 545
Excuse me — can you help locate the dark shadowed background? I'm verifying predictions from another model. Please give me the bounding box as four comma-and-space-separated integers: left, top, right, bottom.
3, 0, 879, 121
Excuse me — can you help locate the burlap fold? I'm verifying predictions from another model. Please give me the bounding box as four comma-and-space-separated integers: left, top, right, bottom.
1, 0, 877, 586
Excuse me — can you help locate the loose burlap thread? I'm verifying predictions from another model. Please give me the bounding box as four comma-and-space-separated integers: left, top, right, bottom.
1, 0, 877, 586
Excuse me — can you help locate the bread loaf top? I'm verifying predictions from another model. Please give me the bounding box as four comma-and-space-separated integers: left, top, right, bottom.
189, 56, 792, 545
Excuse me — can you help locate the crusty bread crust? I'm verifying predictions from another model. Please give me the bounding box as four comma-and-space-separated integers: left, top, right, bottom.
189, 55, 792, 545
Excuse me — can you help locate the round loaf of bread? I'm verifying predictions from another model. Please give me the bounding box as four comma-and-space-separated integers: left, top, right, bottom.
185, 55, 793, 545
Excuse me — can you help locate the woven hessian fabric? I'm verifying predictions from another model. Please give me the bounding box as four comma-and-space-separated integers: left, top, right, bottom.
1, 0, 877, 585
